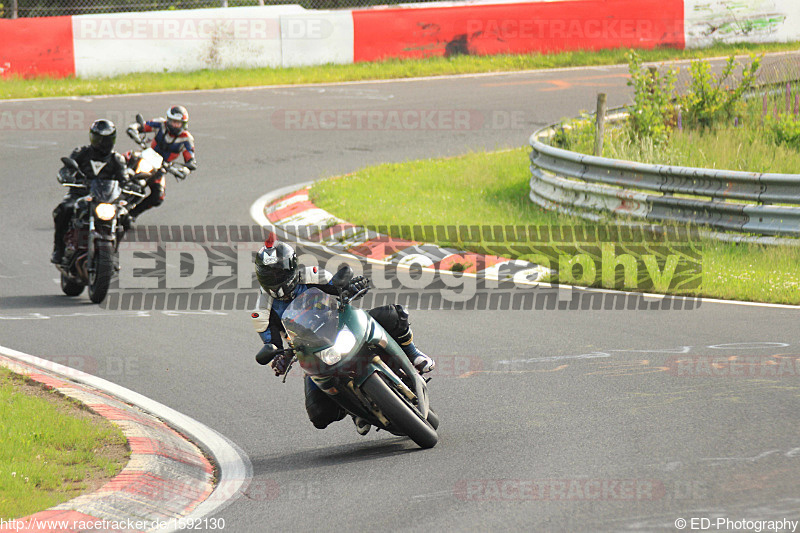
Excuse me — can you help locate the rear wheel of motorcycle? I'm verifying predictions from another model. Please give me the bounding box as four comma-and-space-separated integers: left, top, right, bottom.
362, 373, 438, 449
88, 244, 113, 304
60, 272, 84, 297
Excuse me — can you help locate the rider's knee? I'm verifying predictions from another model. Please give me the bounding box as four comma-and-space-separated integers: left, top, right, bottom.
368, 304, 410, 339
306, 402, 344, 429
305, 379, 344, 429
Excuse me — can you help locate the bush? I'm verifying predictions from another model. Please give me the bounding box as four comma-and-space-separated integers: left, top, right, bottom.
625, 50, 676, 145
678, 55, 761, 130
765, 113, 800, 150
551, 113, 595, 152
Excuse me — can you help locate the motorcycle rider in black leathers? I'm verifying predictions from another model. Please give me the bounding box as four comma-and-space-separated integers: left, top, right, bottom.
51, 119, 128, 265
252, 237, 435, 435
125, 105, 197, 222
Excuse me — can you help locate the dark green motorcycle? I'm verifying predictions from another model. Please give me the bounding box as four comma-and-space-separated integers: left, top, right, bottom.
256, 270, 439, 449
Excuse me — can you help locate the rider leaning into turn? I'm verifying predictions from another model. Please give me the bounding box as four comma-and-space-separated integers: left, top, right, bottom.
51, 119, 128, 265
251, 236, 435, 435
125, 105, 197, 221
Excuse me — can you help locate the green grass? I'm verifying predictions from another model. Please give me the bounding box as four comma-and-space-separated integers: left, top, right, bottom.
0, 368, 128, 520
311, 148, 800, 305
575, 124, 800, 174
560, 85, 800, 174
3, 42, 800, 100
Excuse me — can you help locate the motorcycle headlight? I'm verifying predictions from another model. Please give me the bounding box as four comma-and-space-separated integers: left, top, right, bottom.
95, 203, 116, 221
136, 159, 154, 174
315, 327, 356, 365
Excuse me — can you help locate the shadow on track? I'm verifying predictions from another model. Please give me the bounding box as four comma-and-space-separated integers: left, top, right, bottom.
251, 438, 425, 475
0, 294, 100, 311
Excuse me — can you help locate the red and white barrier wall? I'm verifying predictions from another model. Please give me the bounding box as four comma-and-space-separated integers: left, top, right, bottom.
353, 0, 684, 62
2, 0, 799, 79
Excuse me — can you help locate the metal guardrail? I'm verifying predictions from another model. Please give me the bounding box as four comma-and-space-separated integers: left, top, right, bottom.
528, 120, 800, 238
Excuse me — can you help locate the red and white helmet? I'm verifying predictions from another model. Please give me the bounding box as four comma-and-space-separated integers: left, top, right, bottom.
166, 105, 189, 136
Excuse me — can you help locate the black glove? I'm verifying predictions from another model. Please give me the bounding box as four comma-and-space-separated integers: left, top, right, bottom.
271, 348, 294, 376
126, 127, 141, 141
57, 167, 76, 184
346, 276, 370, 298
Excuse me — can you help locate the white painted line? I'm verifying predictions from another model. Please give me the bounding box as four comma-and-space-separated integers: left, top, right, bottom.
250, 184, 800, 311
0, 344, 252, 532
6, 50, 800, 104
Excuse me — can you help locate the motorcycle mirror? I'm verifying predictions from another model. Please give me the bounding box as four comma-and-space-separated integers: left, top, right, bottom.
61, 157, 80, 172
136, 114, 145, 127
256, 343, 281, 366
331, 265, 354, 290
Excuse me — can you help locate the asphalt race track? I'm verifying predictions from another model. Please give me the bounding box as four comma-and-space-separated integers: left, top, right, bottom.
2, 62, 800, 532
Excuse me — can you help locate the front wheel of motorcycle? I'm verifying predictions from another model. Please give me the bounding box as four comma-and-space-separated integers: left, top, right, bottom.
362, 373, 438, 449
88, 243, 114, 304
60, 272, 84, 297
426, 408, 440, 430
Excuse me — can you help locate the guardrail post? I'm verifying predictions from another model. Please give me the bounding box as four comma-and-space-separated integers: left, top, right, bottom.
594, 93, 607, 156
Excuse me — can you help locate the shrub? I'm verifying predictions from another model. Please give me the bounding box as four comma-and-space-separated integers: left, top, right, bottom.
625, 50, 677, 145
551, 113, 595, 152
678, 54, 761, 130
764, 112, 800, 150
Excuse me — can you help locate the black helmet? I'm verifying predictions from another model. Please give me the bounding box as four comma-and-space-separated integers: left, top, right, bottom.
166, 105, 189, 136
89, 119, 116, 155
255, 240, 299, 301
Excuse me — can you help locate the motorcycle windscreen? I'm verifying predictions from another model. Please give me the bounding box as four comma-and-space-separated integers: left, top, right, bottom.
282, 288, 339, 351
89, 179, 121, 203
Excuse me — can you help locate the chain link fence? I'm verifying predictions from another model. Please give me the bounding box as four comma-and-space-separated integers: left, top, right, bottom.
1, 0, 447, 18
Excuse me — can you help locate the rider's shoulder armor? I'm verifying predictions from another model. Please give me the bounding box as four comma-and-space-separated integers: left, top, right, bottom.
70, 145, 90, 163
178, 130, 194, 145
111, 152, 126, 176
251, 289, 273, 333
299, 266, 332, 285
